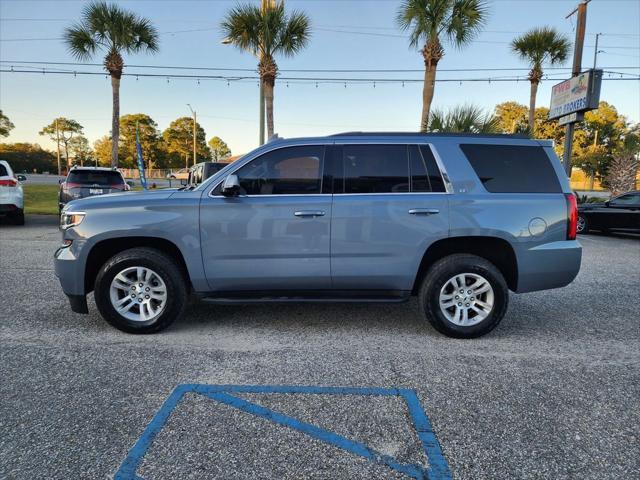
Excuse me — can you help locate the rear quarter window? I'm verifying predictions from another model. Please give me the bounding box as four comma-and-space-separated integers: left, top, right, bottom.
460, 144, 562, 193
0, 164, 8, 176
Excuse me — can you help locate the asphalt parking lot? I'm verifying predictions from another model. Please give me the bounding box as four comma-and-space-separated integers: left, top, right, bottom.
1, 216, 639, 479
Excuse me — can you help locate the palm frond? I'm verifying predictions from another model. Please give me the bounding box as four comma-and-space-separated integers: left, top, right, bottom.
63, 1, 159, 62
511, 27, 571, 69
220, 3, 310, 58
425, 104, 499, 133
445, 0, 489, 48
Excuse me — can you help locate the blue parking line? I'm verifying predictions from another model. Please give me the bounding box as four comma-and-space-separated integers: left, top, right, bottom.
114, 384, 452, 480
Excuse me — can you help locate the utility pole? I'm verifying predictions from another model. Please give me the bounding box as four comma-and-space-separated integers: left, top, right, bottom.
592, 32, 601, 69
55, 118, 61, 176
187, 104, 197, 166
562, 0, 590, 178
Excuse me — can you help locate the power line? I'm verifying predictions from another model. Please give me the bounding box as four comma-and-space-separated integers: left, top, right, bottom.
1, 68, 637, 84
1, 60, 638, 74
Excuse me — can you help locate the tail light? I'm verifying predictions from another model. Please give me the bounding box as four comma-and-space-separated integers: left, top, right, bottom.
0, 178, 17, 187
566, 193, 578, 240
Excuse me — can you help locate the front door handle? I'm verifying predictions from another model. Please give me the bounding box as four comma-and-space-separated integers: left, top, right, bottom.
408, 208, 440, 215
294, 210, 326, 218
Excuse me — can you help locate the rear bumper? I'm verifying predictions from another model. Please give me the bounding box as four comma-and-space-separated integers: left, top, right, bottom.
515, 240, 582, 293
0, 203, 21, 214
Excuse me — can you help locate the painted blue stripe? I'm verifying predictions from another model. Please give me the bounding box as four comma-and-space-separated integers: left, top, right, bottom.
113, 384, 451, 480
114, 384, 190, 480
203, 390, 428, 480
189, 384, 403, 396
400, 389, 452, 480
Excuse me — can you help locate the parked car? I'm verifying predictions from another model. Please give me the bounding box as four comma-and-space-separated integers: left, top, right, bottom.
166, 168, 189, 180
55, 133, 581, 338
58, 166, 129, 214
0, 160, 26, 225
184, 162, 229, 187
577, 190, 640, 234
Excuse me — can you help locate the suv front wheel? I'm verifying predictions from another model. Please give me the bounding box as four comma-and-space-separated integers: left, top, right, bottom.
94, 248, 187, 333
419, 254, 509, 338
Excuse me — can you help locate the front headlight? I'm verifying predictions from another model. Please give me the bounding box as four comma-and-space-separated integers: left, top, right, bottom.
60, 211, 86, 230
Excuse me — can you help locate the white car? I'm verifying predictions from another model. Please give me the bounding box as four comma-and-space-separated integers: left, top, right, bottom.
0, 160, 26, 225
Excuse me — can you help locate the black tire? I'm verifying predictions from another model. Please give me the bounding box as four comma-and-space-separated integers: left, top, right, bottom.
577, 214, 589, 234
419, 254, 509, 339
94, 247, 187, 334
12, 209, 25, 225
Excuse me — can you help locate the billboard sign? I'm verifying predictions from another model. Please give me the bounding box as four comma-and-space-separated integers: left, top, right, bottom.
549, 69, 602, 120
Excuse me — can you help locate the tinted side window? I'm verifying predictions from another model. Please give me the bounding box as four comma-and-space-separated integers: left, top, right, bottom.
612, 194, 640, 205
234, 145, 324, 195
409, 145, 446, 193
343, 145, 408, 194
460, 144, 562, 193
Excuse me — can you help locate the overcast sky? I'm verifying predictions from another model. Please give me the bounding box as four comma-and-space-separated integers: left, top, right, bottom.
1, 0, 638, 156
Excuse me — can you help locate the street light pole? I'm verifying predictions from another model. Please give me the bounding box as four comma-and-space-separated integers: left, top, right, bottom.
187, 104, 197, 166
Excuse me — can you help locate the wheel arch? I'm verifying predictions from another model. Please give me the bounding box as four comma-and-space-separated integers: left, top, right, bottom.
84, 236, 192, 294
412, 236, 518, 294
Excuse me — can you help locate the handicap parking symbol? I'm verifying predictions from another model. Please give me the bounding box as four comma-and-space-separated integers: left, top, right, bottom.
114, 384, 452, 480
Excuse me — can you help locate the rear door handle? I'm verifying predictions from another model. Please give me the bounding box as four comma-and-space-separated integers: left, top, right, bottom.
408, 208, 440, 215
294, 210, 326, 218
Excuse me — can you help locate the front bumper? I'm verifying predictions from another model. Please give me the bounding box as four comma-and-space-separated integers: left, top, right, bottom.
515, 240, 582, 293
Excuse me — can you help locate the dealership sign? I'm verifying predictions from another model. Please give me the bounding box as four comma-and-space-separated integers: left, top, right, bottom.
549, 69, 602, 120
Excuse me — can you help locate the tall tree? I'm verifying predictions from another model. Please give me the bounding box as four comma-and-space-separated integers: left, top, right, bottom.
64, 1, 159, 167
163, 117, 210, 168
221, 2, 311, 140
93, 136, 113, 166
0, 110, 15, 138
511, 27, 570, 131
69, 135, 93, 166
494, 102, 529, 134
397, 0, 488, 131
208, 136, 231, 161
427, 104, 498, 133
119, 114, 163, 169
39, 118, 84, 168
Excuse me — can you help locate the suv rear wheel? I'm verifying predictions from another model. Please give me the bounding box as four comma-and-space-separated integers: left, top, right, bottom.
94, 248, 187, 333
419, 254, 508, 338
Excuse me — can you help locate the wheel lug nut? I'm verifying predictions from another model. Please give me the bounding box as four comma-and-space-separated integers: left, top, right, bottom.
467, 290, 472, 294
145, 295, 149, 299
470, 297, 474, 301
458, 303, 462, 306
459, 289, 464, 293
139, 283, 143, 287
145, 287, 150, 292
455, 295, 459, 299
138, 298, 142, 302
465, 303, 470, 307
132, 286, 136, 290
131, 294, 135, 298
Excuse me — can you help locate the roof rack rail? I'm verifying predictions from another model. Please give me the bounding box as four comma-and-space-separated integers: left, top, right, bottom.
329, 131, 531, 139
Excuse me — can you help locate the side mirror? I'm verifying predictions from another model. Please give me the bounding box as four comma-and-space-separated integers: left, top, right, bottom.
222, 174, 240, 197
58, 179, 63, 184
16, 174, 27, 182
180, 178, 188, 186
604, 200, 610, 207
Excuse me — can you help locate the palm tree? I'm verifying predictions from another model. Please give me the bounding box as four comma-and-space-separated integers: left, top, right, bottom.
221, 1, 310, 141
397, 0, 488, 132
426, 104, 499, 133
64, 1, 159, 167
511, 27, 570, 132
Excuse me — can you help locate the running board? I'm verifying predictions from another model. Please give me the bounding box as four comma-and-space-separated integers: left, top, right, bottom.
199, 290, 411, 305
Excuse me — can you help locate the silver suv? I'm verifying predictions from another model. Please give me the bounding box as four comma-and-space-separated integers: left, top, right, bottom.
55, 133, 581, 338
